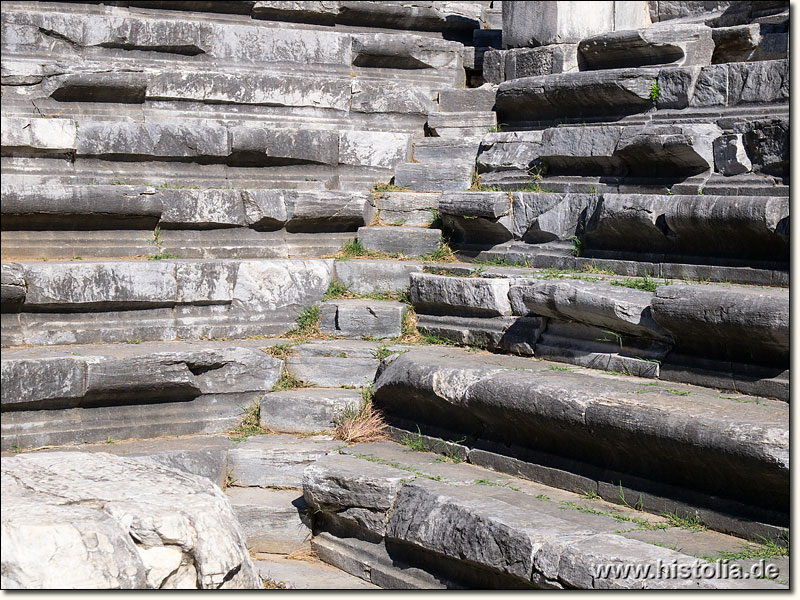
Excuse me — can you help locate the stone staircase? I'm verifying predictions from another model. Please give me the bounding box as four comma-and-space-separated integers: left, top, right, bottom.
1, 0, 790, 590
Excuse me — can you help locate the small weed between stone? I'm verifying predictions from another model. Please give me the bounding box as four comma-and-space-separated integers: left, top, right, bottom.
262, 343, 296, 360
224, 470, 238, 489
559, 501, 667, 530
663, 510, 706, 531
287, 305, 324, 338
104, 436, 116, 445
596, 330, 624, 349
569, 235, 584, 257
261, 576, 288, 589
617, 483, 645, 511
579, 490, 600, 500
126, 339, 143, 345
536, 494, 552, 502
352, 453, 442, 481
271, 369, 309, 392
400, 427, 464, 463
323, 279, 353, 301
546, 365, 573, 372
228, 403, 271, 442
650, 80, 661, 102
701, 535, 789, 562
474, 479, 521, 492
610, 274, 660, 293
664, 388, 691, 396
371, 182, 411, 194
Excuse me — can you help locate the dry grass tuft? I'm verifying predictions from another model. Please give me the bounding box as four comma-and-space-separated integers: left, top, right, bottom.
286, 548, 319, 562
333, 385, 388, 444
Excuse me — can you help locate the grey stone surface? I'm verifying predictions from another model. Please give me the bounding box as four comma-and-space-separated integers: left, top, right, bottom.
333, 259, 423, 295
229, 125, 338, 166
1, 452, 259, 589
711, 24, 788, 63
285, 356, 379, 388
482, 48, 506, 83
260, 388, 362, 433
416, 314, 546, 355
319, 299, 406, 339
227, 487, 311, 554
584, 194, 789, 263
373, 192, 439, 227
427, 111, 496, 138
504, 44, 579, 78
509, 279, 671, 341
372, 348, 788, 514
410, 272, 513, 317
242, 190, 375, 232
1, 116, 76, 155
579, 24, 714, 70
254, 554, 379, 589
394, 162, 474, 192
1, 341, 281, 450
357, 226, 441, 257
502, 1, 650, 48
303, 453, 408, 536
650, 284, 789, 366
438, 86, 497, 113
513, 193, 599, 243
713, 133, 752, 175
227, 434, 340, 488
5, 259, 334, 346
1, 263, 26, 305
412, 137, 481, 163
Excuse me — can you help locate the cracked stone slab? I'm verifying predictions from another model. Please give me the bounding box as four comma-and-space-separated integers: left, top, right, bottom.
260, 388, 362, 434
1, 452, 260, 589
319, 299, 406, 339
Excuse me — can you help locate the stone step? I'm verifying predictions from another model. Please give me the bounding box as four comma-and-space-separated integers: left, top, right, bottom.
438, 86, 497, 113
411, 136, 482, 164
0, 434, 233, 489
319, 299, 407, 339
477, 116, 787, 183
1, 2, 468, 86
254, 554, 379, 590
394, 162, 474, 192
260, 388, 362, 434
578, 23, 715, 70
1, 258, 334, 347
370, 348, 788, 538
332, 259, 424, 295
371, 191, 440, 227
0, 230, 354, 261
427, 111, 497, 138
304, 445, 788, 589
1, 185, 377, 233
496, 60, 788, 123
711, 23, 789, 63
227, 433, 341, 489
409, 271, 788, 399
227, 487, 312, 554
357, 225, 442, 257
438, 191, 789, 270
0, 339, 282, 450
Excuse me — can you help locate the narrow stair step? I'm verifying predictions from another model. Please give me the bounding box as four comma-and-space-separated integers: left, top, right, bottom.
319, 299, 407, 339
260, 389, 362, 434
357, 225, 442, 257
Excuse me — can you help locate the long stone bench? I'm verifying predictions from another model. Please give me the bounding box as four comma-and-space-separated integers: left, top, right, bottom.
1, 258, 333, 346
371, 348, 789, 530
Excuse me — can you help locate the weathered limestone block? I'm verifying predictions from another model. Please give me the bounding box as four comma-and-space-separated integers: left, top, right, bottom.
76, 121, 228, 160
504, 1, 611, 48
1, 356, 85, 410
482, 48, 506, 83
147, 71, 352, 111
338, 131, 411, 169
252, 1, 339, 24
412, 137, 481, 163
738, 117, 788, 177
351, 32, 463, 71
1, 184, 162, 229
371, 348, 789, 513
350, 80, 436, 116
505, 44, 579, 79
333, 259, 423, 295
410, 273, 512, 317
711, 23, 788, 63
231, 259, 333, 315
260, 388, 362, 433
513, 193, 599, 243
497, 69, 658, 121
689, 60, 788, 108
1, 117, 76, 155
649, 0, 731, 23
374, 192, 439, 227
1, 452, 260, 589
285, 355, 378, 387
319, 299, 406, 339
509, 279, 670, 341
394, 163, 474, 192
713, 134, 752, 175
227, 435, 340, 488
585, 194, 789, 261
579, 24, 714, 70
160, 189, 246, 227
1, 263, 26, 306
650, 284, 789, 366
227, 487, 311, 554
229, 126, 338, 166
21, 262, 177, 309
337, 2, 481, 33
439, 191, 513, 244
614, 124, 721, 175
42, 71, 149, 103
303, 453, 409, 536
438, 86, 497, 112
427, 112, 496, 138
416, 314, 546, 354
357, 226, 441, 257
